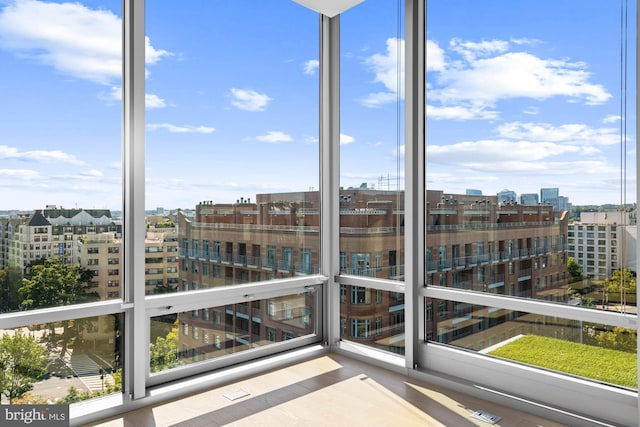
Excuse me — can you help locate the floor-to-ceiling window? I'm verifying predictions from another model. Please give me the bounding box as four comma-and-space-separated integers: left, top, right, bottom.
0, 0, 125, 405
0, 1, 637, 425
421, 1, 637, 423
144, 0, 322, 382
339, 0, 406, 356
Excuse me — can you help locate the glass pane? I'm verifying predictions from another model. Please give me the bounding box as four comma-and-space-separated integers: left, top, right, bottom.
340, 0, 405, 282
339, 288, 405, 355
145, 2, 318, 290
149, 293, 316, 373
426, 0, 637, 312
0, 0, 123, 312
0, 314, 123, 404
426, 299, 637, 389
338, 0, 405, 356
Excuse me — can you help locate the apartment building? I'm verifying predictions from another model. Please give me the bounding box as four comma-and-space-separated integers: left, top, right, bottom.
1, 207, 119, 271
568, 210, 638, 280
178, 189, 568, 358
77, 227, 180, 299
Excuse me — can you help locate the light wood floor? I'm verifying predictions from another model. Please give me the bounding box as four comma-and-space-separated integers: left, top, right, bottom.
83, 353, 567, 427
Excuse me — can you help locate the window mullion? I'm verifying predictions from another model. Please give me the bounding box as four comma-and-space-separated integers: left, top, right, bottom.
320, 13, 341, 348
122, 0, 146, 401
405, 0, 425, 369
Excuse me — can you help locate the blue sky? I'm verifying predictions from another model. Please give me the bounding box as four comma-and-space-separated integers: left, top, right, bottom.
0, 0, 635, 211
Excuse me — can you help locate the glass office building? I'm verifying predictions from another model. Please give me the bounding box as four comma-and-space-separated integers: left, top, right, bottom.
0, 1, 637, 425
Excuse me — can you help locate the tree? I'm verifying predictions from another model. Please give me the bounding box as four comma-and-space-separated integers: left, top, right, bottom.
0, 266, 25, 312
152, 282, 177, 294
57, 369, 122, 404
19, 258, 98, 310
0, 331, 48, 403
596, 326, 637, 353
605, 268, 636, 295
19, 258, 99, 355
149, 323, 180, 372
567, 257, 583, 284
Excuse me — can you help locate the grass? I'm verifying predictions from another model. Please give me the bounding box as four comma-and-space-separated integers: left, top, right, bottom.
488, 335, 637, 388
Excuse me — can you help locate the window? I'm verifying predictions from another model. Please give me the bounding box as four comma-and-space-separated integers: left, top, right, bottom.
267, 327, 277, 343
300, 248, 312, 274
375, 317, 382, 336
281, 247, 293, 272
282, 303, 293, 320
266, 246, 276, 269
351, 319, 371, 339
351, 286, 370, 304
213, 241, 221, 261
340, 252, 347, 271
267, 301, 276, 318
301, 307, 311, 327
1, 2, 635, 424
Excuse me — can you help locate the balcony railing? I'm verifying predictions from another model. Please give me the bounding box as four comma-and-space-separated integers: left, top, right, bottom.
277, 259, 292, 273
246, 255, 261, 268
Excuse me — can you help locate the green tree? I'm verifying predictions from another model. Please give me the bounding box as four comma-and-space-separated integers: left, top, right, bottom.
0, 266, 25, 312
567, 257, 583, 284
596, 326, 637, 353
58, 369, 122, 404
149, 324, 180, 372
19, 258, 99, 355
605, 268, 636, 295
19, 258, 98, 310
0, 331, 49, 403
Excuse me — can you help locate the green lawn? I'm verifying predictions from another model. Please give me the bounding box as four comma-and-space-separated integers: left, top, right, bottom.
488, 335, 637, 388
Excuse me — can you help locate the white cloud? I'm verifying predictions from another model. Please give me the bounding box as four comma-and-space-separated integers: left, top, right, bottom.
147, 123, 215, 134
603, 114, 622, 124
359, 38, 404, 108
145, 36, 171, 65
359, 92, 398, 108
449, 38, 509, 62
496, 122, 619, 146
340, 133, 355, 145
0, 169, 39, 178
429, 139, 583, 164
303, 135, 319, 145
0, 145, 85, 164
303, 59, 319, 75
426, 104, 499, 121
431, 50, 611, 108
100, 86, 166, 109
145, 93, 166, 109
359, 35, 611, 117
80, 169, 104, 177
522, 106, 540, 115
256, 131, 292, 143
426, 40, 446, 72
0, 0, 170, 84
230, 88, 271, 112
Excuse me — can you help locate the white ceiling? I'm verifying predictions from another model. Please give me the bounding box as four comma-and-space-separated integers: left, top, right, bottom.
291, 0, 365, 17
